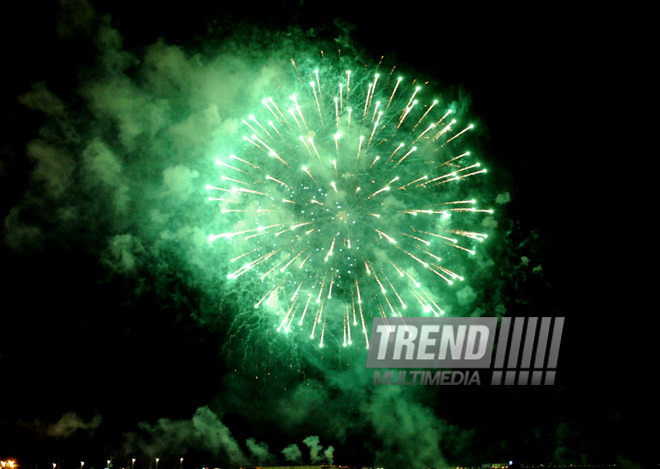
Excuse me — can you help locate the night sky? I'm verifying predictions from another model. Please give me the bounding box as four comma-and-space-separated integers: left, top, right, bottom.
0, 1, 654, 468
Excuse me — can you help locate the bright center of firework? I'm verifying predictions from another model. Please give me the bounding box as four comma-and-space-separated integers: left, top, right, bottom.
208, 57, 491, 348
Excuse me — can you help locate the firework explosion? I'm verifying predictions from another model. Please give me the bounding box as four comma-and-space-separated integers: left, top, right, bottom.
207, 53, 492, 349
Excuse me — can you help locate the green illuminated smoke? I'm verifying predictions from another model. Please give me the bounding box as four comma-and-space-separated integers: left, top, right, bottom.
4, 10, 561, 466
207, 54, 492, 349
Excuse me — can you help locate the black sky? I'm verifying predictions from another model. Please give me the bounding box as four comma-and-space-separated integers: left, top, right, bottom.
0, 1, 654, 468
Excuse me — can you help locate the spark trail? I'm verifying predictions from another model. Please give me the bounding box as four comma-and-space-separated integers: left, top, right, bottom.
208, 54, 492, 349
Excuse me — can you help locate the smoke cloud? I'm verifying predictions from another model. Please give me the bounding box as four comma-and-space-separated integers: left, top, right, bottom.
125, 406, 246, 463
281, 443, 303, 463
245, 437, 274, 465
302, 435, 334, 464
46, 412, 103, 439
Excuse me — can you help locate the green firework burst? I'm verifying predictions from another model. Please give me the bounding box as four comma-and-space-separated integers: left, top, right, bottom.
207, 54, 492, 349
